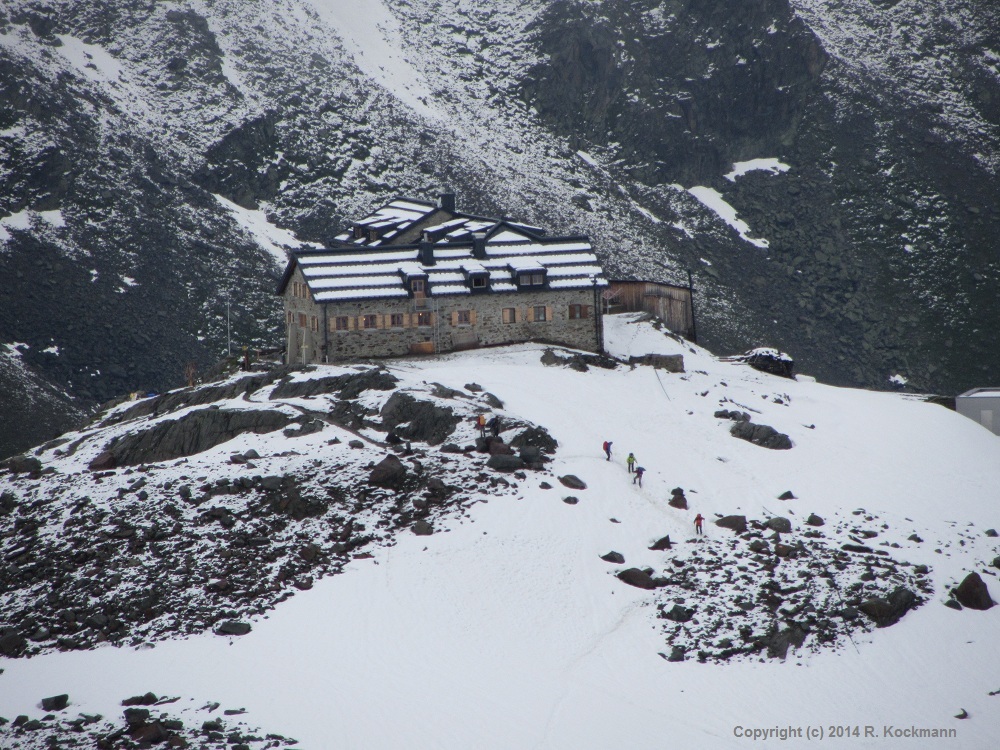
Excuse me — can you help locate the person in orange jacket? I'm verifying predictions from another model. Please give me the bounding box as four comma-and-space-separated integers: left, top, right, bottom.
694, 513, 704, 535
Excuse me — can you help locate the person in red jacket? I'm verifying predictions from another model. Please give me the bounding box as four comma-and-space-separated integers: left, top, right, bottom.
694, 513, 704, 535
603, 440, 612, 461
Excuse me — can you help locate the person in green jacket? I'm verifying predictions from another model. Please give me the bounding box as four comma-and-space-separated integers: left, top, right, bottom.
626, 452, 636, 473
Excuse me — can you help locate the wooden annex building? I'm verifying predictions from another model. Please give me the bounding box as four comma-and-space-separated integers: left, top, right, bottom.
277, 194, 610, 364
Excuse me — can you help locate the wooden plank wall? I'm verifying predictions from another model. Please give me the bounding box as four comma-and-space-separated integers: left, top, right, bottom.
607, 280, 695, 340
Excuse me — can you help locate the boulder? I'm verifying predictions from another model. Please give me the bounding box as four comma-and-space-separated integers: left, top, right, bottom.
616, 568, 659, 590
805, 513, 824, 526
0, 628, 26, 657
666, 645, 686, 662
439, 443, 462, 453
778, 490, 796, 500
766, 517, 792, 533
632, 353, 684, 372
379, 392, 460, 445
648, 535, 673, 551
858, 587, 919, 627
842, 543, 873, 554
668, 488, 688, 510
985, 529, 998, 538
600, 551, 625, 564
749, 539, 770, 554
714, 409, 750, 422
412, 520, 434, 536
486, 454, 524, 472
562, 496, 579, 505
993, 556, 1000, 570
741, 348, 795, 379
487, 438, 514, 455
88, 451, 117, 471
368, 454, 408, 488
123, 708, 150, 727
661, 604, 694, 623
348, 439, 364, 449
5, 455, 42, 473
122, 693, 159, 706
558, 475, 587, 490
773, 543, 796, 558
766, 625, 808, 659
715, 515, 748, 534
131, 722, 169, 743
908, 533, 923, 543
953, 572, 994, 610
41, 694, 69, 711
215, 621, 251, 636
729, 421, 792, 450
508, 426, 558, 452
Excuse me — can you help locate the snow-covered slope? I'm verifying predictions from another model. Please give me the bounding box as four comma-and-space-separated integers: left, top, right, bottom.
1, 315, 998, 748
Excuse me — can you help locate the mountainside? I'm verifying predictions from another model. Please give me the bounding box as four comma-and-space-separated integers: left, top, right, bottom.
1, 315, 998, 748
1, 0, 999, 457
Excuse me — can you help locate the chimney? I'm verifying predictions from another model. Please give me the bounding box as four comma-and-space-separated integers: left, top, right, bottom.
419, 240, 435, 266
472, 232, 487, 260
438, 192, 456, 213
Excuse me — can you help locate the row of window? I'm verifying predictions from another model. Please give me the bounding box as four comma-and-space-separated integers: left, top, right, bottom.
286, 304, 593, 331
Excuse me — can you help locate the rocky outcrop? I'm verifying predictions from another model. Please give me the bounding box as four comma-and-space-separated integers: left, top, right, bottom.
715, 515, 748, 534
953, 573, 994, 610
858, 587, 919, 627
379, 392, 460, 445
103, 408, 292, 466
730, 421, 793, 450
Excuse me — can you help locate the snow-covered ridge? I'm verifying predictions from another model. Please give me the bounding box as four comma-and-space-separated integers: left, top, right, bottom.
1, 315, 998, 748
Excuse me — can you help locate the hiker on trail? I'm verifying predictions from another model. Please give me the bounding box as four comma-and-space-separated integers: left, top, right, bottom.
603, 441, 613, 461
626, 452, 636, 473
477, 413, 487, 438
633, 466, 645, 487
694, 514, 704, 535
488, 415, 502, 438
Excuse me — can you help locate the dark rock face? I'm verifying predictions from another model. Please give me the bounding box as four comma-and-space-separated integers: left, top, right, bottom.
508, 426, 558, 453
858, 587, 919, 627
270, 369, 398, 401
412, 520, 434, 536
558, 474, 587, 490
661, 604, 695, 623
667, 487, 687, 509
649, 535, 673, 551
766, 517, 792, 533
766, 625, 808, 659
4, 455, 42, 473
805, 513, 825, 526
616, 568, 660, 590
380, 392, 460, 445
105, 409, 292, 466
214, 621, 251, 636
742, 349, 795, 379
41, 694, 69, 711
368, 455, 409, 488
953, 573, 994, 610
715, 515, 748, 534
729, 421, 793, 450
714, 409, 750, 422
629, 354, 684, 372
486, 454, 524, 472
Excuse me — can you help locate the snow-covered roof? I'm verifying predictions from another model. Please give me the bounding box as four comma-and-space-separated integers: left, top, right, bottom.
280, 195, 607, 301
285, 237, 607, 302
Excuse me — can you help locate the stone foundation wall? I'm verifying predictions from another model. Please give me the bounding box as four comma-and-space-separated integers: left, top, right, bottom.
283, 275, 602, 363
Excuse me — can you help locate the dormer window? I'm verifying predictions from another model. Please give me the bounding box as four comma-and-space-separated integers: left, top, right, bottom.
353, 225, 365, 239
519, 271, 545, 287
472, 276, 486, 289
411, 279, 426, 294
